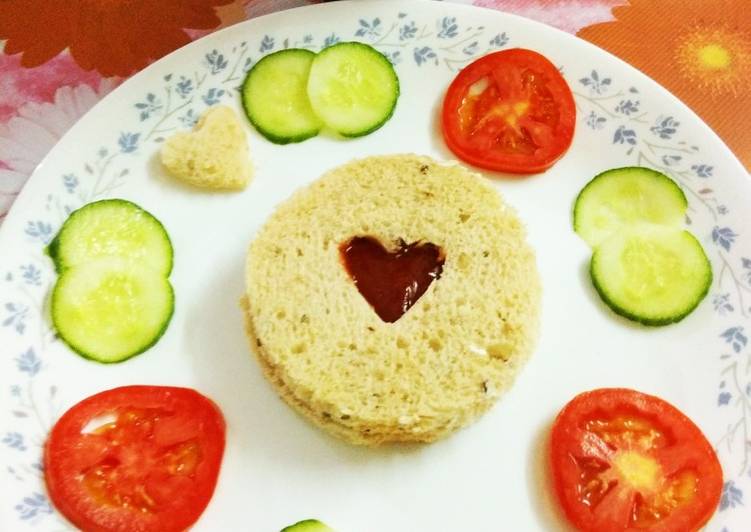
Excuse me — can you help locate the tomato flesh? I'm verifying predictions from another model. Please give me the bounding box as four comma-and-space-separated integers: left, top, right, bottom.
442, 48, 575, 174
79, 408, 201, 513
550, 389, 722, 532
44, 386, 226, 532
575, 415, 697, 527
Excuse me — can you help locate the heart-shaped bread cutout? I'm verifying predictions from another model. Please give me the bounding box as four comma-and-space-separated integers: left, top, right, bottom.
160, 105, 252, 190
340, 236, 445, 323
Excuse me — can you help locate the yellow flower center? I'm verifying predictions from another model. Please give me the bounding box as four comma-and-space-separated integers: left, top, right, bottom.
697, 43, 731, 70
676, 26, 750, 96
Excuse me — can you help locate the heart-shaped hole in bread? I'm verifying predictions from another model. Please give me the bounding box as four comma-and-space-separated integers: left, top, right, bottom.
340, 236, 445, 323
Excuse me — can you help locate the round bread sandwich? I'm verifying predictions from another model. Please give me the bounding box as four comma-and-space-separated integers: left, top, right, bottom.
243, 154, 541, 445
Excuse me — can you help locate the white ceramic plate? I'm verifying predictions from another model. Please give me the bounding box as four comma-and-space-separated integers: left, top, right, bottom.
1, 1, 750, 530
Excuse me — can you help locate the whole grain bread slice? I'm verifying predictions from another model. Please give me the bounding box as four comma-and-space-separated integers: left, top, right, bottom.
244, 154, 541, 445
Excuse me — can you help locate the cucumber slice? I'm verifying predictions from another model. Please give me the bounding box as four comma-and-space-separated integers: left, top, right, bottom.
52, 257, 175, 363
574, 167, 688, 247
48, 199, 173, 275
241, 49, 323, 144
590, 225, 711, 326
307, 42, 399, 137
281, 520, 333, 532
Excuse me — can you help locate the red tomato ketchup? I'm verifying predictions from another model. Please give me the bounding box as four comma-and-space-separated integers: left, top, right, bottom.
44, 385, 226, 532
441, 48, 576, 174
340, 236, 445, 323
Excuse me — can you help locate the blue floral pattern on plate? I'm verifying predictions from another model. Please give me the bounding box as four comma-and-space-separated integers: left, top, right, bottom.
0, 6, 748, 530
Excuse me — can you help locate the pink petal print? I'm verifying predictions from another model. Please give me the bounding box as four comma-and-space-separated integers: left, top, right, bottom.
473, 0, 625, 34
0, 167, 27, 194
0, 80, 116, 223
0, 52, 107, 122
0, 120, 55, 173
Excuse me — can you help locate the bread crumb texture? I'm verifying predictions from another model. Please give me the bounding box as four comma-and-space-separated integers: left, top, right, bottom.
160, 105, 252, 190
244, 154, 541, 445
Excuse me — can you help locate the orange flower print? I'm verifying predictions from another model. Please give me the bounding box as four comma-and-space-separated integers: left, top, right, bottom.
0, 0, 232, 77
578, 0, 751, 169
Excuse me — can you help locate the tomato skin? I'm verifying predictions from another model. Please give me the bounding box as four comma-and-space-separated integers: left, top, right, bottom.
441, 48, 576, 174
44, 386, 226, 532
549, 388, 723, 532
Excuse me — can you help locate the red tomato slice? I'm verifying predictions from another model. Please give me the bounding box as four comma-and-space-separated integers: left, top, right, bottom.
44, 386, 226, 532
550, 388, 723, 532
441, 48, 576, 174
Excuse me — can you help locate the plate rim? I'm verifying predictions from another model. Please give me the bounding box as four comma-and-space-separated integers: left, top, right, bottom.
1, 1, 749, 529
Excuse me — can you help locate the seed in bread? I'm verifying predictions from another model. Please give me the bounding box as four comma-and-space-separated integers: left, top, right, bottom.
244, 154, 541, 445
160, 105, 252, 190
